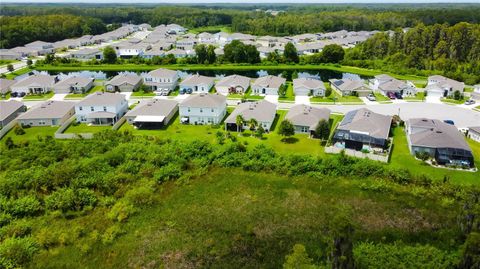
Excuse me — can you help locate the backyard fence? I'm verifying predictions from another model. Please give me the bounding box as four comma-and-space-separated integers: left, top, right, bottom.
54, 116, 94, 139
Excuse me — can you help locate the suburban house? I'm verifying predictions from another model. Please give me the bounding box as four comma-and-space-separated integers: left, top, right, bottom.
251, 75, 286, 95
117, 43, 151, 58
0, 49, 22, 60
105, 74, 142, 92
10, 74, 57, 94
75, 92, 128, 125
405, 118, 474, 167
53, 76, 94, 94
215, 75, 251, 95
17, 101, 75, 126
426, 75, 464, 98
24, 41, 54, 55
143, 68, 179, 92
332, 108, 392, 151
124, 99, 178, 129
329, 78, 372, 97
165, 49, 193, 58
370, 74, 417, 97
178, 93, 227, 125
0, 100, 26, 128
70, 48, 103, 60
293, 78, 326, 97
179, 74, 215, 93
468, 126, 480, 143
11, 47, 39, 57
224, 100, 277, 132
0, 79, 16, 95
470, 85, 480, 101
198, 32, 216, 44
285, 104, 331, 135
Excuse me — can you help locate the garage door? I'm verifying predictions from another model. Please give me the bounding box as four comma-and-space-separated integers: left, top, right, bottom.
427, 90, 443, 97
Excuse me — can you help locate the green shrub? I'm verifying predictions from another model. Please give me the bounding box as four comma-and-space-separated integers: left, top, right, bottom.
124, 184, 156, 206
0, 236, 39, 269
13, 125, 25, 135
101, 225, 124, 245
107, 200, 136, 222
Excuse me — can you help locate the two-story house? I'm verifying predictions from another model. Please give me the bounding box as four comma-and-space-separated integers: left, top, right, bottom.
75, 92, 128, 125
426, 75, 464, 98
178, 93, 227, 125
143, 68, 179, 92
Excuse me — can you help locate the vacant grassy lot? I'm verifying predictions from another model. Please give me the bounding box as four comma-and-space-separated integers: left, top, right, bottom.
29, 167, 460, 268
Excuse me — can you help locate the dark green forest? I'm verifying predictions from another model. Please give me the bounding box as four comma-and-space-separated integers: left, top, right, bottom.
1, 131, 480, 268
1, 4, 480, 48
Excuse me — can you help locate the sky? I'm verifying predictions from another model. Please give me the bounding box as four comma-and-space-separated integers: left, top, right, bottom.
4, 0, 480, 3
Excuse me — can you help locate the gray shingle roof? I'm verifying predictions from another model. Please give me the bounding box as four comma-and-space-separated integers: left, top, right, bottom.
17, 101, 74, 120
225, 100, 276, 123
54, 76, 93, 89
408, 118, 471, 151
293, 78, 325, 90
252, 75, 286, 88
125, 99, 178, 117
0, 79, 16, 94
215, 75, 251, 89
338, 108, 392, 140
106, 74, 142, 86
12, 74, 56, 88
285, 104, 330, 131
179, 93, 226, 108
329, 78, 370, 92
180, 74, 214, 86
0, 100, 24, 121
146, 68, 178, 79
77, 92, 126, 106
469, 126, 480, 134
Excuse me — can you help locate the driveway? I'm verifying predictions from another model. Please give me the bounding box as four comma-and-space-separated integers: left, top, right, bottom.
51, 93, 67, 101
295, 96, 310, 105
264, 95, 278, 104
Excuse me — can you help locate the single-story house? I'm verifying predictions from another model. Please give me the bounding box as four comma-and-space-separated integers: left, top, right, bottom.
0, 49, 22, 60
11, 47, 39, 57
179, 74, 215, 93
0, 100, 26, 128
293, 78, 326, 97
251, 75, 286, 96
17, 101, 75, 126
75, 92, 128, 125
215, 75, 251, 95
468, 126, 480, 143
70, 48, 103, 60
117, 43, 151, 58
53, 76, 94, 94
285, 104, 331, 135
470, 85, 480, 101
370, 74, 417, 97
406, 118, 474, 167
24, 41, 54, 55
426, 75, 464, 98
224, 100, 277, 132
179, 93, 227, 125
105, 74, 142, 92
125, 99, 178, 129
332, 108, 392, 151
10, 74, 57, 94
329, 78, 372, 97
143, 68, 179, 92
0, 79, 16, 95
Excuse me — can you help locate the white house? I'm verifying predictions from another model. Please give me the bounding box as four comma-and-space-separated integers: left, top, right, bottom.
143, 68, 179, 92
53, 76, 94, 94
426, 75, 464, 98
179, 93, 227, 125
117, 43, 151, 58
24, 41, 54, 55
180, 74, 215, 93
370, 74, 417, 97
470, 84, 480, 101
75, 92, 128, 125
198, 32, 216, 44
215, 75, 251, 95
251, 75, 286, 96
11, 74, 57, 94
70, 48, 103, 60
293, 78, 326, 97
17, 101, 74, 127
468, 126, 480, 143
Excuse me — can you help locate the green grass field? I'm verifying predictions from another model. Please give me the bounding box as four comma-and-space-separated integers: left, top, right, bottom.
311, 91, 363, 104
441, 97, 466, 105
4, 67, 32, 80
22, 91, 55, 100
278, 82, 295, 102
28, 167, 460, 268
65, 85, 103, 99
373, 92, 391, 102
2, 126, 58, 143
63, 123, 113, 134
404, 92, 425, 102
188, 25, 232, 34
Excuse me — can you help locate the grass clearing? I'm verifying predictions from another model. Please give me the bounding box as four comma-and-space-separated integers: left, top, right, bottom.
311, 91, 363, 104
131, 90, 155, 97
64, 123, 113, 134
278, 82, 295, 102
2, 126, 58, 143
64, 85, 103, 99
404, 92, 425, 102
188, 25, 232, 34
441, 97, 465, 105
22, 91, 55, 100
4, 67, 33, 80
373, 92, 391, 102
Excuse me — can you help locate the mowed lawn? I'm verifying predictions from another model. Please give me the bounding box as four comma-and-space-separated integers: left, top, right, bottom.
119, 110, 343, 156
2, 126, 59, 143
30, 167, 459, 268
390, 127, 480, 185
64, 123, 113, 134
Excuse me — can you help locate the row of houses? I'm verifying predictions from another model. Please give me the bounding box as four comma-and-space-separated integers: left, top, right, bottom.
2, 92, 476, 168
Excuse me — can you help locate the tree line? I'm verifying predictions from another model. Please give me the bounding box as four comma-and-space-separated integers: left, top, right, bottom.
343, 22, 480, 84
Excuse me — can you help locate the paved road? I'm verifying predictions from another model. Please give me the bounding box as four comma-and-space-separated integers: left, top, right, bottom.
0, 60, 28, 75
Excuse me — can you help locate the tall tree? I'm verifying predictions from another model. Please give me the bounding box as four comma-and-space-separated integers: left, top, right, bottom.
206, 45, 216, 64
278, 120, 295, 141
284, 42, 299, 63
315, 119, 330, 141
195, 44, 207, 64
321, 44, 345, 63
103, 46, 117, 64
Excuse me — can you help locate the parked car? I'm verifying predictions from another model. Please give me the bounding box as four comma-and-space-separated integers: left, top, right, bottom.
366, 94, 376, 101
394, 92, 403, 99
186, 88, 193, 94
444, 120, 455, 125
11, 92, 18, 97
19, 92, 26, 97
387, 92, 396, 99
465, 99, 476, 105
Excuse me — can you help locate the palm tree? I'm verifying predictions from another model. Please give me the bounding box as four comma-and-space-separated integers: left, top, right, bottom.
236, 115, 244, 133
248, 118, 258, 131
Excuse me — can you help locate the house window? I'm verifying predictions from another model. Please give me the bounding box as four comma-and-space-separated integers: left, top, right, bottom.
188, 108, 190, 112
200, 109, 203, 113
79, 106, 83, 111
90, 107, 94, 111
103, 106, 107, 112
211, 109, 214, 112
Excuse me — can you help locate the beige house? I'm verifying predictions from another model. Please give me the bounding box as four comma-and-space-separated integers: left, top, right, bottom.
125, 99, 178, 129
0, 100, 26, 128
17, 101, 75, 126
105, 74, 142, 92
